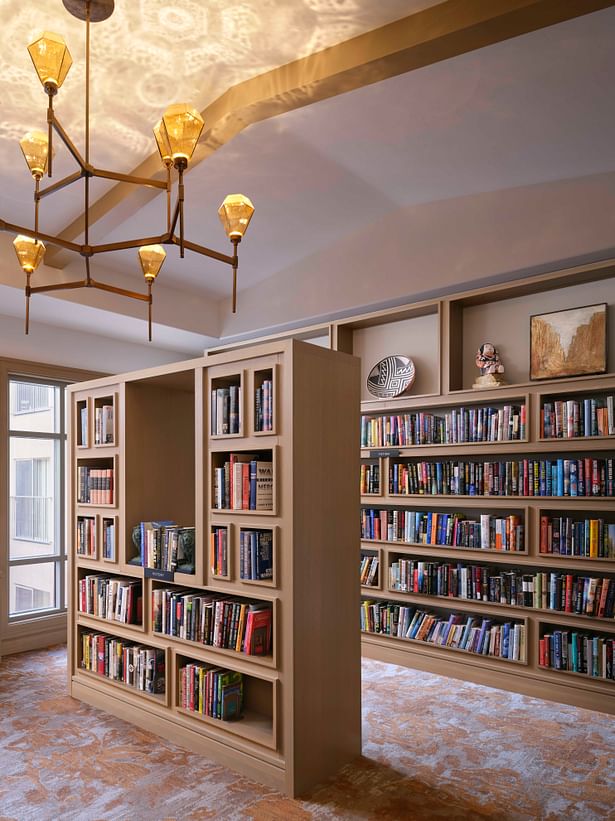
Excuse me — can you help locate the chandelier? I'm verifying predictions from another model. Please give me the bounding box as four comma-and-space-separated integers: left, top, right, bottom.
2, 0, 255, 341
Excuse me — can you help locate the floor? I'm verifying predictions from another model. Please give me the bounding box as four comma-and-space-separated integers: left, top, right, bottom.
0, 647, 614, 820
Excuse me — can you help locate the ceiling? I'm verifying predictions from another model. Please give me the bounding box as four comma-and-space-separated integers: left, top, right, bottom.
0, 0, 614, 358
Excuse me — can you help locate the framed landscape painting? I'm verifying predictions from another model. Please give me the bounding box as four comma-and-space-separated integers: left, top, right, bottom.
530, 303, 607, 380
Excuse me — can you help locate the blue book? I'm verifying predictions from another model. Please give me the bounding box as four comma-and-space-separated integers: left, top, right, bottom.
569, 461, 578, 496
556, 459, 564, 496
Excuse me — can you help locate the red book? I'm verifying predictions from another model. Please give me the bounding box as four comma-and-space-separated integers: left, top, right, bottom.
242, 462, 250, 510
598, 578, 610, 619
96, 634, 105, 675
564, 575, 573, 612
539, 515, 549, 553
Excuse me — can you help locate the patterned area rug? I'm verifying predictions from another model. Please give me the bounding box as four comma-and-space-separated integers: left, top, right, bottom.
0, 647, 614, 820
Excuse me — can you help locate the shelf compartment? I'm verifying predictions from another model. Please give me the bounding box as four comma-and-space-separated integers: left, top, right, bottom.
537, 507, 615, 561
360, 458, 382, 497
238, 526, 277, 588
76, 514, 97, 560
252, 365, 277, 436
361, 395, 528, 449
211, 447, 277, 515
210, 523, 232, 581
76, 455, 117, 507
76, 397, 90, 448
93, 393, 117, 447
77, 625, 168, 705
151, 582, 277, 669
538, 386, 614, 441
175, 652, 277, 750
387, 452, 615, 500
361, 503, 527, 554
209, 370, 244, 438
101, 515, 118, 563
538, 620, 615, 684
360, 547, 381, 590
361, 597, 528, 665
77, 567, 143, 629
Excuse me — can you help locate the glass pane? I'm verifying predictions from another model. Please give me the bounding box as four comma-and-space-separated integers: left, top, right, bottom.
9, 380, 60, 433
9, 438, 57, 558
10, 562, 56, 616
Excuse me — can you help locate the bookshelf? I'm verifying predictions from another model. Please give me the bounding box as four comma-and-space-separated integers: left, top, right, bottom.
68, 341, 361, 796
330, 261, 615, 714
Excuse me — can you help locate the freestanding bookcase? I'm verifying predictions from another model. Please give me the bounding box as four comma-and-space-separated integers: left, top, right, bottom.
68, 340, 361, 796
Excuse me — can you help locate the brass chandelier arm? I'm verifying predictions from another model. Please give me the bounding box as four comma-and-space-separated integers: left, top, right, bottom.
92, 167, 167, 190
37, 170, 84, 199
0, 218, 82, 253
172, 236, 235, 266
89, 233, 170, 254
88, 278, 151, 302
30, 279, 87, 294
51, 113, 87, 170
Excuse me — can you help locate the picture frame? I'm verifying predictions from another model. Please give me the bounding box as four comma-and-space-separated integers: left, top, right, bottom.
529, 302, 607, 380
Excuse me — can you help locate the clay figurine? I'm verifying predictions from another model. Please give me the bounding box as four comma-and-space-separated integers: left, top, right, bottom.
473, 342, 506, 388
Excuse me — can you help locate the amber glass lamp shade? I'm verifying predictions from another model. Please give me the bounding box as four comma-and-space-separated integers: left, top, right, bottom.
138, 245, 166, 282
153, 120, 173, 166
13, 235, 46, 274
27, 31, 73, 91
160, 104, 204, 166
19, 130, 53, 179
218, 194, 255, 239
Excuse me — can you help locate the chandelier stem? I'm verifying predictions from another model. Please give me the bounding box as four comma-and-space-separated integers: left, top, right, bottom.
166, 165, 171, 232
148, 281, 153, 342
178, 167, 185, 258
85, 255, 92, 286
85, 1, 91, 166
34, 177, 40, 241
231, 237, 240, 313
47, 96, 54, 177
25, 273, 31, 335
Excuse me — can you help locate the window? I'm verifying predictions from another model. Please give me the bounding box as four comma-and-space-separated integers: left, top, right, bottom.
12, 458, 51, 542
8, 377, 66, 619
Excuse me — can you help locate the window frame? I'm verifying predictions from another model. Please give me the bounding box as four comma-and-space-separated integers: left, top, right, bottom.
7, 375, 67, 622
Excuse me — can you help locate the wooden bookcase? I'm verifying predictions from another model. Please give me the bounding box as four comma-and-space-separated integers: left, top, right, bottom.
332, 260, 615, 714
68, 340, 361, 796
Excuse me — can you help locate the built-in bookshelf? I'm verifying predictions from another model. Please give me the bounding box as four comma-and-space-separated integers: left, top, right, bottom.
69, 341, 360, 796
330, 263, 615, 714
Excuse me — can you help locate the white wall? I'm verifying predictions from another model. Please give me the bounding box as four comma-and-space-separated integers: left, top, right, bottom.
217, 171, 615, 340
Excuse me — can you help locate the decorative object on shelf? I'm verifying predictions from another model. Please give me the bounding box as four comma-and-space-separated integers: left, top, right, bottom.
473, 342, 506, 389
530, 303, 607, 380
2, 0, 255, 341
366, 355, 416, 399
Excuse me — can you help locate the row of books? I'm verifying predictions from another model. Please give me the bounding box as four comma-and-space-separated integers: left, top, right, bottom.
539, 630, 614, 680
138, 521, 195, 572
541, 396, 615, 439
360, 463, 380, 495
254, 378, 274, 432
81, 631, 165, 694
360, 600, 526, 661
76, 516, 96, 557
179, 663, 243, 721
239, 529, 273, 581
94, 403, 114, 445
213, 454, 273, 510
360, 404, 525, 447
152, 588, 272, 656
77, 466, 114, 505
388, 458, 615, 497
78, 575, 142, 624
102, 518, 115, 561
361, 508, 524, 552
211, 386, 241, 436
539, 515, 615, 559
360, 554, 380, 587
388, 560, 615, 618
